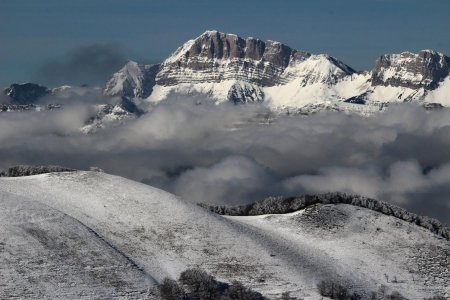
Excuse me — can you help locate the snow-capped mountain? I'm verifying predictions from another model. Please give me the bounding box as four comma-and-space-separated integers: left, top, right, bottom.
150, 31, 364, 108
1, 83, 141, 133
106, 31, 450, 113
4, 31, 450, 131
0, 170, 448, 299
81, 97, 143, 134
371, 50, 450, 90
156, 31, 354, 87
104, 61, 159, 99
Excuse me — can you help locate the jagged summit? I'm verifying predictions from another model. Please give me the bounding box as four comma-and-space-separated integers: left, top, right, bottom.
371, 50, 450, 90
165, 30, 311, 66
102, 31, 450, 112
156, 30, 354, 88
103, 60, 160, 99
3, 83, 51, 105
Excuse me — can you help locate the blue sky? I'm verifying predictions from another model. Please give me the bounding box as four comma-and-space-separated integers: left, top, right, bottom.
1, 0, 449, 85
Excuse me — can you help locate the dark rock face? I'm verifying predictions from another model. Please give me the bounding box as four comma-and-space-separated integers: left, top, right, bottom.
423, 102, 444, 110
245, 38, 266, 60
4, 83, 51, 104
0, 165, 75, 177
344, 93, 367, 105
200, 192, 450, 241
117, 97, 143, 115
0, 104, 38, 112
178, 31, 311, 67
0, 103, 61, 112
157, 31, 341, 87
371, 50, 450, 90
140, 64, 160, 98
227, 82, 264, 104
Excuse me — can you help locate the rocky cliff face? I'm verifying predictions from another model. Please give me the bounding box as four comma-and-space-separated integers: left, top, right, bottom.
103, 31, 450, 112
371, 50, 450, 90
3, 83, 51, 104
156, 31, 354, 87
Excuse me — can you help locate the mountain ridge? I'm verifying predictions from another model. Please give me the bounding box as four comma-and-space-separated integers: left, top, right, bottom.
200, 192, 450, 241
3, 31, 450, 131
105, 30, 450, 111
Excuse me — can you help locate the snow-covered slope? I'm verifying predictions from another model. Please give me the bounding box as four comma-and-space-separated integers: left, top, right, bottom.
106, 31, 450, 114
227, 204, 450, 298
149, 31, 361, 108
0, 171, 448, 299
81, 98, 142, 134
425, 75, 450, 106
0, 191, 151, 299
104, 61, 160, 99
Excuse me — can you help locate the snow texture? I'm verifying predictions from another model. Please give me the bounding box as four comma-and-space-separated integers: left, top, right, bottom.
104, 31, 450, 115
0, 171, 448, 299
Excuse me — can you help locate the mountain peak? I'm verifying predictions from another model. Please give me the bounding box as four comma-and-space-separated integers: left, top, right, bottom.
105, 33, 450, 111
124, 60, 139, 68
3, 83, 51, 105
372, 50, 450, 89
103, 61, 160, 99
200, 30, 238, 39
157, 31, 355, 89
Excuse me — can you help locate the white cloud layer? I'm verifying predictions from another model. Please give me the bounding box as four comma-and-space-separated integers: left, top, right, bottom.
1, 97, 450, 224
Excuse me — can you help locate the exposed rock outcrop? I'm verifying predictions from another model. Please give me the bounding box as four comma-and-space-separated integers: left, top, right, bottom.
104, 31, 450, 112
371, 50, 450, 90
3, 83, 51, 104
156, 31, 354, 87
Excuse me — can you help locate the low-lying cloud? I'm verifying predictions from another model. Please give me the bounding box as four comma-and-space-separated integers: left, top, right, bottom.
1, 96, 450, 225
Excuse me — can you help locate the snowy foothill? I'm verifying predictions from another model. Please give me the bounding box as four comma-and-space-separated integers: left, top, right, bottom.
0, 171, 448, 299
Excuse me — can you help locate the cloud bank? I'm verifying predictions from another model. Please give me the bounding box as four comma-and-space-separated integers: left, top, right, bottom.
1, 97, 450, 225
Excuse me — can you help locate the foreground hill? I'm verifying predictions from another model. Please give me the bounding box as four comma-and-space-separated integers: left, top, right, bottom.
0, 171, 449, 299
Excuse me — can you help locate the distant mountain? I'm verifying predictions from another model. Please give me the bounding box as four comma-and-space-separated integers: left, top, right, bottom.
372, 50, 450, 90
3, 83, 51, 104
81, 97, 143, 134
1, 83, 141, 133
4, 31, 450, 131
156, 30, 355, 87
106, 31, 450, 113
104, 61, 159, 99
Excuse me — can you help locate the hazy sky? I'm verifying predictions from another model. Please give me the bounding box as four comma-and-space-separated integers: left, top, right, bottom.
1, 0, 449, 85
